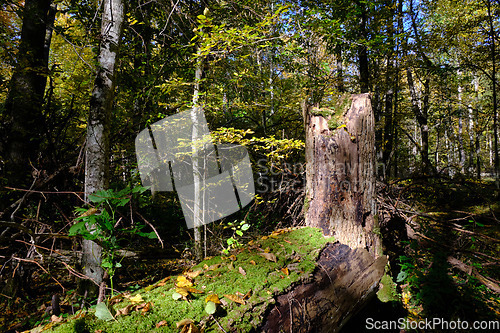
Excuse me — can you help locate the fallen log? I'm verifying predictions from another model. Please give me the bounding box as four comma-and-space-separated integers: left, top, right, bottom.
33, 227, 387, 333
261, 242, 387, 333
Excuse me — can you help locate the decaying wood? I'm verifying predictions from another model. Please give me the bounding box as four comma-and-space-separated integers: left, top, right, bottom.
261, 242, 387, 333
304, 93, 381, 258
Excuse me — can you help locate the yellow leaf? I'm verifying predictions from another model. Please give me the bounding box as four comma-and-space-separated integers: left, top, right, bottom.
129, 294, 144, 304
249, 260, 256, 265
229, 255, 237, 261
175, 287, 190, 297
184, 287, 204, 294
281, 267, 290, 276
204, 263, 220, 271
224, 294, 246, 305
205, 294, 221, 304
79, 207, 99, 218
176, 275, 193, 288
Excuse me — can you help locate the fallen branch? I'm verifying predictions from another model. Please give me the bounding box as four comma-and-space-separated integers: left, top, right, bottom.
447, 257, 500, 294
12, 256, 65, 292
136, 211, 164, 248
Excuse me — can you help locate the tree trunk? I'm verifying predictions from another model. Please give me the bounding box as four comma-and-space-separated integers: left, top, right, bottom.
82, 0, 124, 300
192, 47, 204, 261
356, 1, 370, 93
304, 93, 381, 258
486, 0, 499, 188
2, 0, 53, 187
262, 242, 387, 333
407, 69, 431, 174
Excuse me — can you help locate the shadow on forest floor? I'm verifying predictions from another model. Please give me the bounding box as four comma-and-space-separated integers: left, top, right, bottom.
353, 177, 500, 332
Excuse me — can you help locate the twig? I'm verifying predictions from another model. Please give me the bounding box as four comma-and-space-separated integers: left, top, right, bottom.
211, 315, 227, 333
15, 239, 68, 258
12, 256, 65, 292
136, 212, 164, 248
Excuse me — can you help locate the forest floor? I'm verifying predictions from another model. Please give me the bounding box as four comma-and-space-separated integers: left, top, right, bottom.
1, 178, 499, 332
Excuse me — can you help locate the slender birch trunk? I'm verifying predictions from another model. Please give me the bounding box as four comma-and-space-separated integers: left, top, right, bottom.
82, 0, 124, 300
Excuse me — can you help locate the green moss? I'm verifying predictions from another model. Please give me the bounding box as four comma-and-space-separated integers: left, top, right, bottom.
43, 227, 333, 333
310, 107, 334, 118
311, 93, 352, 131
303, 195, 310, 213
377, 273, 399, 303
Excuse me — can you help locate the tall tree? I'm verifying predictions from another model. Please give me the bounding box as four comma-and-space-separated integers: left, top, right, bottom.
82, 0, 124, 300
2, 0, 53, 187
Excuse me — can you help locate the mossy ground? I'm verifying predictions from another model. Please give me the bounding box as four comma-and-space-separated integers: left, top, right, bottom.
39, 227, 333, 333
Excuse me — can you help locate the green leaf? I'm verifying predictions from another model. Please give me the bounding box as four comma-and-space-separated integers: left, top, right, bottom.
396, 271, 408, 283
205, 301, 217, 315
236, 230, 243, 237
95, 302, 114, 321
68, 221, 87, 236
241, 224, 250, 231
89, 192, 107, 204
172, 292, 182, 300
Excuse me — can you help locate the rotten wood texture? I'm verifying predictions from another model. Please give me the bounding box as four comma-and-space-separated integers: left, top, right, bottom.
261, 242, 387, 333
304, 93, 381, 257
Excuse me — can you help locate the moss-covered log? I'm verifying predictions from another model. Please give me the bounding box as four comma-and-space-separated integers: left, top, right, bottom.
40, 227, 386, 333
261, 242, 387, 333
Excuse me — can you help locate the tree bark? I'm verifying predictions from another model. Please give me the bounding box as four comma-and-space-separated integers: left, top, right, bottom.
82, 0, 124, 300
2, 0, 53, 187
356, 1, 370, 93
486, 0, 499, 188
407, 69, 432, 174
191, 54, 204, 261
304, 94, 381, 258
262, 242, 387, 333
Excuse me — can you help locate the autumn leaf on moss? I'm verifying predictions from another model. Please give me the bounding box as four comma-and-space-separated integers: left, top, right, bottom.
184, 270, 202, 279
258, 252, 277, 262
140, 302, 153, 314
281, 267, 290, 276
156, 320, 168, 328
238, 266, 247, 276
203, 263, 221, 271
177, 319, 200, 333
175, 287, 190, 297
156, 276, 171, 287
115, 304, 134, 317
128, 294, 144, 304
176, 275, 194, 288
224, 294, 246, 305
205, 294, 221, 304
179, 286, 204, 294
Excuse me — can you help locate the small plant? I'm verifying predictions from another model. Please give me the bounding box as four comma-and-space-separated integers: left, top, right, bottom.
69, 185, 155, 298
222, 221, 250, 254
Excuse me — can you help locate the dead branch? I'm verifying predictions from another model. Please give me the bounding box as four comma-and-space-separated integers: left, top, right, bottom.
447, 256, 500, 294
